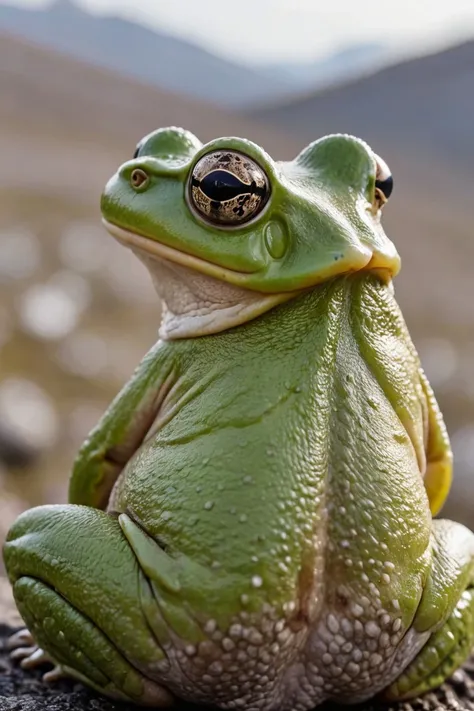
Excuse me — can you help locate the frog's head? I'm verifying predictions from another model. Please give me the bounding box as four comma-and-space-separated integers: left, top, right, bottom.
101, 128, 400, 335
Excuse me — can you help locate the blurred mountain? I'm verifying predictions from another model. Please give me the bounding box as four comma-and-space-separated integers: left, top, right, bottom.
0, 33, 472, 528
259, 42, 387, 99
0, 0, 387, 107
252, 39, 474, 173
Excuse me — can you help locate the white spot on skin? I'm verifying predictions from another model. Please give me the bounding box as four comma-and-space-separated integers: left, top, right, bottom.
351, 603, 364, 617
381, 573, 391, 584
204, 620, 217, 634
347, 662, 360, 676
274, 620, 285, 634
365, 621, 381, 638
370, 653, 383, 667
248, 629, 263, 645
229, 624, 243, 638
327, 614, 339, 634
184, 644, 196, 657
251, 576, 263, 588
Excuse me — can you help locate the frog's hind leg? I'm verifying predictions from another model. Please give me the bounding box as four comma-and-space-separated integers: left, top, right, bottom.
384, 519, 474, 700
3, 504, 174, 707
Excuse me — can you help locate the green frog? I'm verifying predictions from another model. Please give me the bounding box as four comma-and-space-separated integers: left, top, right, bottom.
3, 128, 474, 711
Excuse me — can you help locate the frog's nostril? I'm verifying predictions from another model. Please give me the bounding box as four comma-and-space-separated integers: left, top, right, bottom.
130, 168, 149, 190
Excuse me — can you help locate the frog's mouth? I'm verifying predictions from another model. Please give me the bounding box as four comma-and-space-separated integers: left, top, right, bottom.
103, 220, 265, 290
103, 220, 399, 293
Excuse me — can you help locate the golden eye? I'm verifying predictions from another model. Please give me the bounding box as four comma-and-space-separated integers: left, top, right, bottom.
189, 150, 270, 226
373, 153, 393, 205
130, 168, 149, 190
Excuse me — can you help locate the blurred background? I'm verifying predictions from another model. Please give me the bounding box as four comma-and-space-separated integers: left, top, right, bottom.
0, 0, 473, 558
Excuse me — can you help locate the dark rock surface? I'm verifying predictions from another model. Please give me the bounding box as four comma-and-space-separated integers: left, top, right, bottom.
1, 617, 473, 711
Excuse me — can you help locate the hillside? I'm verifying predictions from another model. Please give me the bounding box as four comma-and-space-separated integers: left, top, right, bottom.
0, 0, 294, 106
0, 34, 472, 530
0, 0, 387, 107
253, 39, 474, 173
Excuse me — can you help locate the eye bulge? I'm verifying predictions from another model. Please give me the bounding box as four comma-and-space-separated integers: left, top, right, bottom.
188, 150, 270, 227
374, 153, 393, 200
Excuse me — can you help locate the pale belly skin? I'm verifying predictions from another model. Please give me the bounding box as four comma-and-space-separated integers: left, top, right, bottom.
4, 274, 474, 711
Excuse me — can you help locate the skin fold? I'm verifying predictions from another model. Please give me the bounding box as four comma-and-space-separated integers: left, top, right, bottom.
3, 128, 474, 711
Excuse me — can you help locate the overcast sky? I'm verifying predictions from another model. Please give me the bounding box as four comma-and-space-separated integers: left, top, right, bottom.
7, 0, 474, 64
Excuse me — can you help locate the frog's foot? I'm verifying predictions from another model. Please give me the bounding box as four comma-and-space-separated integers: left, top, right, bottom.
3, 504, 174, 708
7, 626, 73, 684
384, 520, 474, 701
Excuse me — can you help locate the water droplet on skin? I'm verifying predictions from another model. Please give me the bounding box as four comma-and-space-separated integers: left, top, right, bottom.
251, 575, 263, 588
204, 501, 214, 511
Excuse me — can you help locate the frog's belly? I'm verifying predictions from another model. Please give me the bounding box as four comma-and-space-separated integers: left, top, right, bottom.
107, 398, 431, 709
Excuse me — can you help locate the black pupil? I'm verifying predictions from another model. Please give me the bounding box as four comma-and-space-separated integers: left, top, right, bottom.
375, 175, 393, 199
197, 170, 258, 203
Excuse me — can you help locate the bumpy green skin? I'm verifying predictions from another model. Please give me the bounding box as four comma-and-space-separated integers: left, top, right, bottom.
3, 128, 474, 711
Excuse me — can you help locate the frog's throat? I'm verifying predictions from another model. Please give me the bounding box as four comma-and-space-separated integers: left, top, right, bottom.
103, 220, 396, 339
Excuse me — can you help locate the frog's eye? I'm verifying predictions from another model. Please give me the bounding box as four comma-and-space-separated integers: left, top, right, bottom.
374, 153, 393, 205
188, 150, 270, 227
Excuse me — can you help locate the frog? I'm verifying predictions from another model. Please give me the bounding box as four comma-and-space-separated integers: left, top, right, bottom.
3, 127, 474, 711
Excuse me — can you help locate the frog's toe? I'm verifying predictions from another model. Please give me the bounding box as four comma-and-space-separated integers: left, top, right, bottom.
8, 624, 71, 682
3, 504, 174, 707
6, 627, 35, 650
11, 643, 51, 668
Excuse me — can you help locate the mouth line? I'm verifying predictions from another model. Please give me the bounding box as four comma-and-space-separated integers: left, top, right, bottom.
102, 219, 259, 287
103, 220, 398, 291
